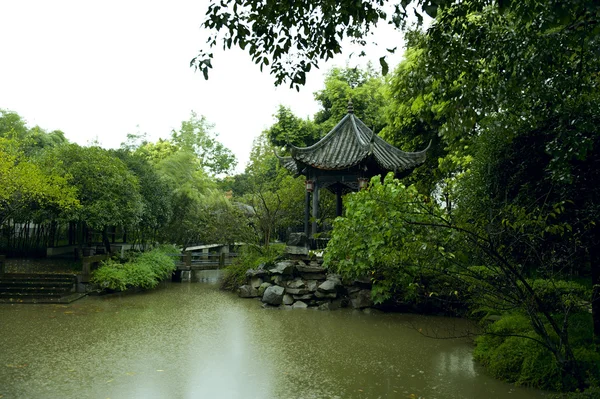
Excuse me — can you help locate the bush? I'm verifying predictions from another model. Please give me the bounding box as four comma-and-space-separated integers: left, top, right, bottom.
474, 313, 599, 392
91, 245, 178, 291
220, 243, 285, 291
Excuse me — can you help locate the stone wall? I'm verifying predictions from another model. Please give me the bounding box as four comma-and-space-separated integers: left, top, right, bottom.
238, 259, 373, 310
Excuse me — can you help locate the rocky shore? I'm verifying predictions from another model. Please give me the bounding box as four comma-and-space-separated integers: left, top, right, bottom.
237, 258, 374, 310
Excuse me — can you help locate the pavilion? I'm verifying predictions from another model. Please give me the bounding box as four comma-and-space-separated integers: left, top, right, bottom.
277, 101, 429, 241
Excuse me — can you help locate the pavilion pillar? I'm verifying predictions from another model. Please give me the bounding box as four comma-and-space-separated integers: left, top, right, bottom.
336, 186, 343, 217
304, 190, 311, 237
312, 181, 319, 238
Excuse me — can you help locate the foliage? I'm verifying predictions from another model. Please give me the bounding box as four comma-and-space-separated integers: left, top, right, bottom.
170, 111, 236, 175
235, 132, 305, 247
0, 137, 79, 226
474, 313, 600, 391
323, 173, 453, 304
324, 172, 595, 388
314, 66, 387, 134
266, 105, 320, 149
220, 243, 285, 291
91, 245, 178, 291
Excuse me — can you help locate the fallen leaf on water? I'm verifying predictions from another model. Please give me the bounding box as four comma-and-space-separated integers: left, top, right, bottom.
64, 311, 74, 314
125, 372, 136, 376
156, 370, 164, 372
106, 379, 113, 383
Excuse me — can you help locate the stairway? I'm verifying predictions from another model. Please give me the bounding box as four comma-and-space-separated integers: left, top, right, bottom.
0, 273, 85, 304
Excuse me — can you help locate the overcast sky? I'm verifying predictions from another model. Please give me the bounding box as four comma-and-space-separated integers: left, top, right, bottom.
0, 0, 408, 172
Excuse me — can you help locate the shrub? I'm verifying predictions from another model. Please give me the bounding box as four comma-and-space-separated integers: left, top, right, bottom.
220, 243, 285, 291
91, 245, 177, 292
474, 313, 599, 392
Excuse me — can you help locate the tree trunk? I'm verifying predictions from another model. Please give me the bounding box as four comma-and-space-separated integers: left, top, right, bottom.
102, 226, 112, 255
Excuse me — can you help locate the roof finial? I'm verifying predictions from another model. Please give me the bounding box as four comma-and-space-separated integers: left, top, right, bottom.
347, 99, 354, 114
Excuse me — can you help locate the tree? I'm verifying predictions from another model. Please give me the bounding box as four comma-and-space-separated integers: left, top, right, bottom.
238, 133, 305, 247
170, 112, 236, 175
48, 144, 144, 254
0, 138, 79, 227
192, 0, 599, 89
314, 66, 387, 134
266, 105, 320, 149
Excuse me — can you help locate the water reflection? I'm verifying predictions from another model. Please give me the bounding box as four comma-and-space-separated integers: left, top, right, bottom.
0, 281, 546, 399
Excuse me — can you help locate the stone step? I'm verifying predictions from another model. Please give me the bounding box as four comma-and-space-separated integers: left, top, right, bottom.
0, 286, 73, 294
0, 280, 75, 288
0, 273, 80, 304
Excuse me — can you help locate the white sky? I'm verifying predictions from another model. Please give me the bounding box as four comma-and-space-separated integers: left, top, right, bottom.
0, 0, 408, 173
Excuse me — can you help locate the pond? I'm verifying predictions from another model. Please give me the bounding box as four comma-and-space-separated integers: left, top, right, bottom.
0, 271, 546, 399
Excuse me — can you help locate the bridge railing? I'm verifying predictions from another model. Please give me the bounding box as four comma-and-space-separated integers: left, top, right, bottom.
170, 251, 239, 270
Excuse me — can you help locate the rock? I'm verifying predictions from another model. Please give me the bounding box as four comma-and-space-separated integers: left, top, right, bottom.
269, 261, 295, 275
262, 285, 285, 305
354, 276, 372, 287
309, 261, 321, 267
287, 232, 308, 247
292, 301, 308, 309
285, 287, 310, 295
250, 277, 263, 289
346, 286, 361, 295
257, 282, 272, 297
238, 284, 258, 298
326, 273, 342, 281
283, 294, 294, 305
295, 264, 326, 273
350, 289, 373, 309
246, 269, 269, 278
287, 278, 305, 289
318, 279, 340, 294
305, 280, 318, 292
300, 272, 326, 280
296, 260, 307, 267
285, 245, 309, 256
292, 294, 313, 300
315, 291, 337, 299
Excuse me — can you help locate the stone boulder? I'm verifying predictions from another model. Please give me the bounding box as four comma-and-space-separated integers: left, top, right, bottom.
257, 282, 272, 297
262, 285, 285, 305
250, 277, 263, 289
238, 285, 258, 298
269, 261, 295, 275
300, 272, 326, 280
350, 289, 373, 309
315, 291, 337, 299
318, 278, 341, 294
295, 264, 326, 274
287, 278, 305, 289
292, 293, 313, 301
285, 287, 310, 295
283, 294, 294, 305
287, 232, 308, 247
246, 268, 269, 279
305, 280, 318, 292
292, 301, 308, 309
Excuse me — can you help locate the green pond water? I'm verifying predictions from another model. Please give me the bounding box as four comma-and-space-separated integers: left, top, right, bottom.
0, 271, 546, 399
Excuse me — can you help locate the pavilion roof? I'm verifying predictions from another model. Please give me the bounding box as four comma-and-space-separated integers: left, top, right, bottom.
277, 108, 429, 176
